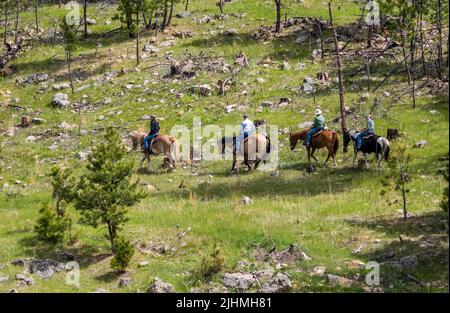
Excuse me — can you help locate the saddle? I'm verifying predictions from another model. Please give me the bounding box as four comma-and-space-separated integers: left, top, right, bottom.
362, 133, 375, 140
312, 130, 324, 137
146, 134, 161, 154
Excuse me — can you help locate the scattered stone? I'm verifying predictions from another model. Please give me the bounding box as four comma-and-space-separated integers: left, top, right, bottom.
32, 117, 46, 124
312, 266, 327, 276
48, 144, 58, 151
176, 11, 192, 18
77, 150, 91, 161
160, 40, 176, 47
271, 244, 311, 264
280, 61, 291, 70
235, 52, 249, 67
327, 274, 354, 287
4, 126, 17, 137
59, 121, 76, 130
252, 268, 275, 281
51, 93, 70, 108
12, 258, 66, 280
52, 83, 70, 91
270, 171, 279, 177
138, 261, 149, 267
0, 275, 9, 284
241, 196, 252, 205
92, 288, 109, 293
147, 277, 174, 293
143, 44, 160, 53
118, 277, 132, 288
15, 274, 34, 286
259, 273, 292, 293
25, 135, 37, 143
295, 33, 309, 44
400, 255, 418, 270
298, 121, 313, 129
146, 184, 157, 192
256, 77, 266, 84
382, 91, 391, 97
223, 272, 256, 291
85, 18, 97, 25
190, 84, 212, 96
414, 140, 427, 149
429, 110, 439, 115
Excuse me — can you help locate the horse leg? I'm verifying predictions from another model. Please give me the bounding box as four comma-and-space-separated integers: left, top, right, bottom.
376, 152, 382, 170
254, 156, 262, 170
147, 155, 152, 172
311, 147, 319, 163
364, 153, 369, 168
229, 153, 237, 174
352, 150, 358, 165
324, 146, 331, 166
244, 152, 251, 171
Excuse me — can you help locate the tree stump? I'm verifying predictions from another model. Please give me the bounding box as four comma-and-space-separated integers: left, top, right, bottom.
387, 128, 399, 140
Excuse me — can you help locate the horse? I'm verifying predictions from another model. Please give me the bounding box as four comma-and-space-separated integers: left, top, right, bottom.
343, 130, 390, 169
131, 131, 179, 171
219, 133, 272, 173
289, 129, 339, 166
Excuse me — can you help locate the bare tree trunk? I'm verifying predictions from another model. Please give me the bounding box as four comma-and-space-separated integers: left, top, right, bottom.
185, 0, 189, 11
67, 50, 74, 94
402, 184, 407, 221
418, 4, 426, 75
167, 0, 174, 27
14, 0, 18, 44
436, 0, 443, 78
83, 0, 87, 39
59, 0, 61, 9
317, 21, 324, 58
367, 25, 372, 48
107, 221, 115, 253
155, 10, 158, 37
328, 1, 347, 133
162, 0, 168, 30
400, 27, 416, 108
3, 2, 8, 45
365, 54, 371, 92
34, 0, 39, 32
275, 0, 281, 33
136, 11, 140, 65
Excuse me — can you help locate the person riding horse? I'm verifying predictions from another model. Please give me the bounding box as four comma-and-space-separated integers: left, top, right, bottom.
355, 114, 375, 149
304, 109, 325, 147
235, 114, 256, 152
143, 115, 160, 154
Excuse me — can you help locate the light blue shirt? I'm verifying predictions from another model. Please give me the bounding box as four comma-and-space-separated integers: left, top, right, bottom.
241, 119, 255, 134
367, 119, 375, 131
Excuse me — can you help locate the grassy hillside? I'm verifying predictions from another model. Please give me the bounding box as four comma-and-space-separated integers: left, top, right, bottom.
0, 0, 448, 293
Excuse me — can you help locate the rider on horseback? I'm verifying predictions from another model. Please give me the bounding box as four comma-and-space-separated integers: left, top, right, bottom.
355, 114, 375, 150
304, 109, 325, 147
143, 115, 160, 154
235, 114, 256, 152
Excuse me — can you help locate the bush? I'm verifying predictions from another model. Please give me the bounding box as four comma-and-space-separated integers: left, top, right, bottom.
191, 243, 225, 284
34, 203, 71, 244
110, 237, 135, 272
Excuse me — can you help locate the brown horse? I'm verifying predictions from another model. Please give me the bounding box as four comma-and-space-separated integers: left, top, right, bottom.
131, 131, 179, 170
289, 129, 339, 166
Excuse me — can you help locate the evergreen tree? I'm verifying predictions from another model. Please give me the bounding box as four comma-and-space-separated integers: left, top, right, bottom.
73, 128, 146, 253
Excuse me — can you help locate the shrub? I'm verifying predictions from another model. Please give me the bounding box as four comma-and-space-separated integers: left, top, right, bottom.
191, 243, 225, 284
110, 237, 135, 272
34, 203, 71, 244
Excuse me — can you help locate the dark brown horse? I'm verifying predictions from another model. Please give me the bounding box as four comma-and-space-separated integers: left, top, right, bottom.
289, 129, 339, 166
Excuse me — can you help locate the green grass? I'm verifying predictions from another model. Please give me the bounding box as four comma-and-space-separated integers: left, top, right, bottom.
0, 0, 448, 293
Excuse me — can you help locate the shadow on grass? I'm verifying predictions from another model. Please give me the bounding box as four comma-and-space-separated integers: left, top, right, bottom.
16, 235, 110, 270
346, 210, 448, 290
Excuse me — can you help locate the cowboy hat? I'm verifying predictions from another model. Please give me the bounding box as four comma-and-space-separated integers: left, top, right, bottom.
314, 109, 322, 115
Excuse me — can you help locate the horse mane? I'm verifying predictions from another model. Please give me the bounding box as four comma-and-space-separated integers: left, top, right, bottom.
291, 129, 308, 139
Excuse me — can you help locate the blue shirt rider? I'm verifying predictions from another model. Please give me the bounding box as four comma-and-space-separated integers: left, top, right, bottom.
355, 114, 375, 149
236, 114, 256, 151
304, 109, 325, 147
143, 115, 160, 153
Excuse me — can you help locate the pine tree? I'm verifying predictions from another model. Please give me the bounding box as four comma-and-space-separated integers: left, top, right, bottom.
73, 128, 146, 253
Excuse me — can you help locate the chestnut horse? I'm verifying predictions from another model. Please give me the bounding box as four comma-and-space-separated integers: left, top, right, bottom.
289, 129, 339, 166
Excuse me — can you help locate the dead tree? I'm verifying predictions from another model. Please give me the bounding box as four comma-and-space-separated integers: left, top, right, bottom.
275, 0, 282, 33
14, 0, 18, 44
3, 1, 8, 45
328, 1, 347, 133
0, 41, 21, 69
83, 0, 88, 39
436, 0, 443, 78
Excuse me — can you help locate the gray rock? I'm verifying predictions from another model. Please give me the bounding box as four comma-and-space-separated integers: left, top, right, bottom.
327, 274, 354, 287
138, 261, 149, 267
311, 266, 327, 277
15, 274, 34, 285
85, 18, 97, 25
296, 34, 309, 44
118, 277, 132, 288
52, 83, 70, 91
92, 288, 109, 293
160, 40, 176, 47
400, 255, 418, 270
143, 44, 160, 53
11, 258, 66, 280
31, 117, 46, 124
51, 93, 70, 108
252, 268, 275, 281
176, 11, 192, 18
298, 121, 313, 129
258, 273, 291, 293
77, 150, 92, 161
0, 275, 9, 284
148, 277, 174, 293
414, 140, 427, 148
241, 196, 252, 205
223, 272, 256, 291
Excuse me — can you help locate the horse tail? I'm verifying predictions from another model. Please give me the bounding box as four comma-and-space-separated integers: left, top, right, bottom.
384, 139, 390, 160
265, 135, 271, 154
169, 137, 179, 162
332, 131, 339, 157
